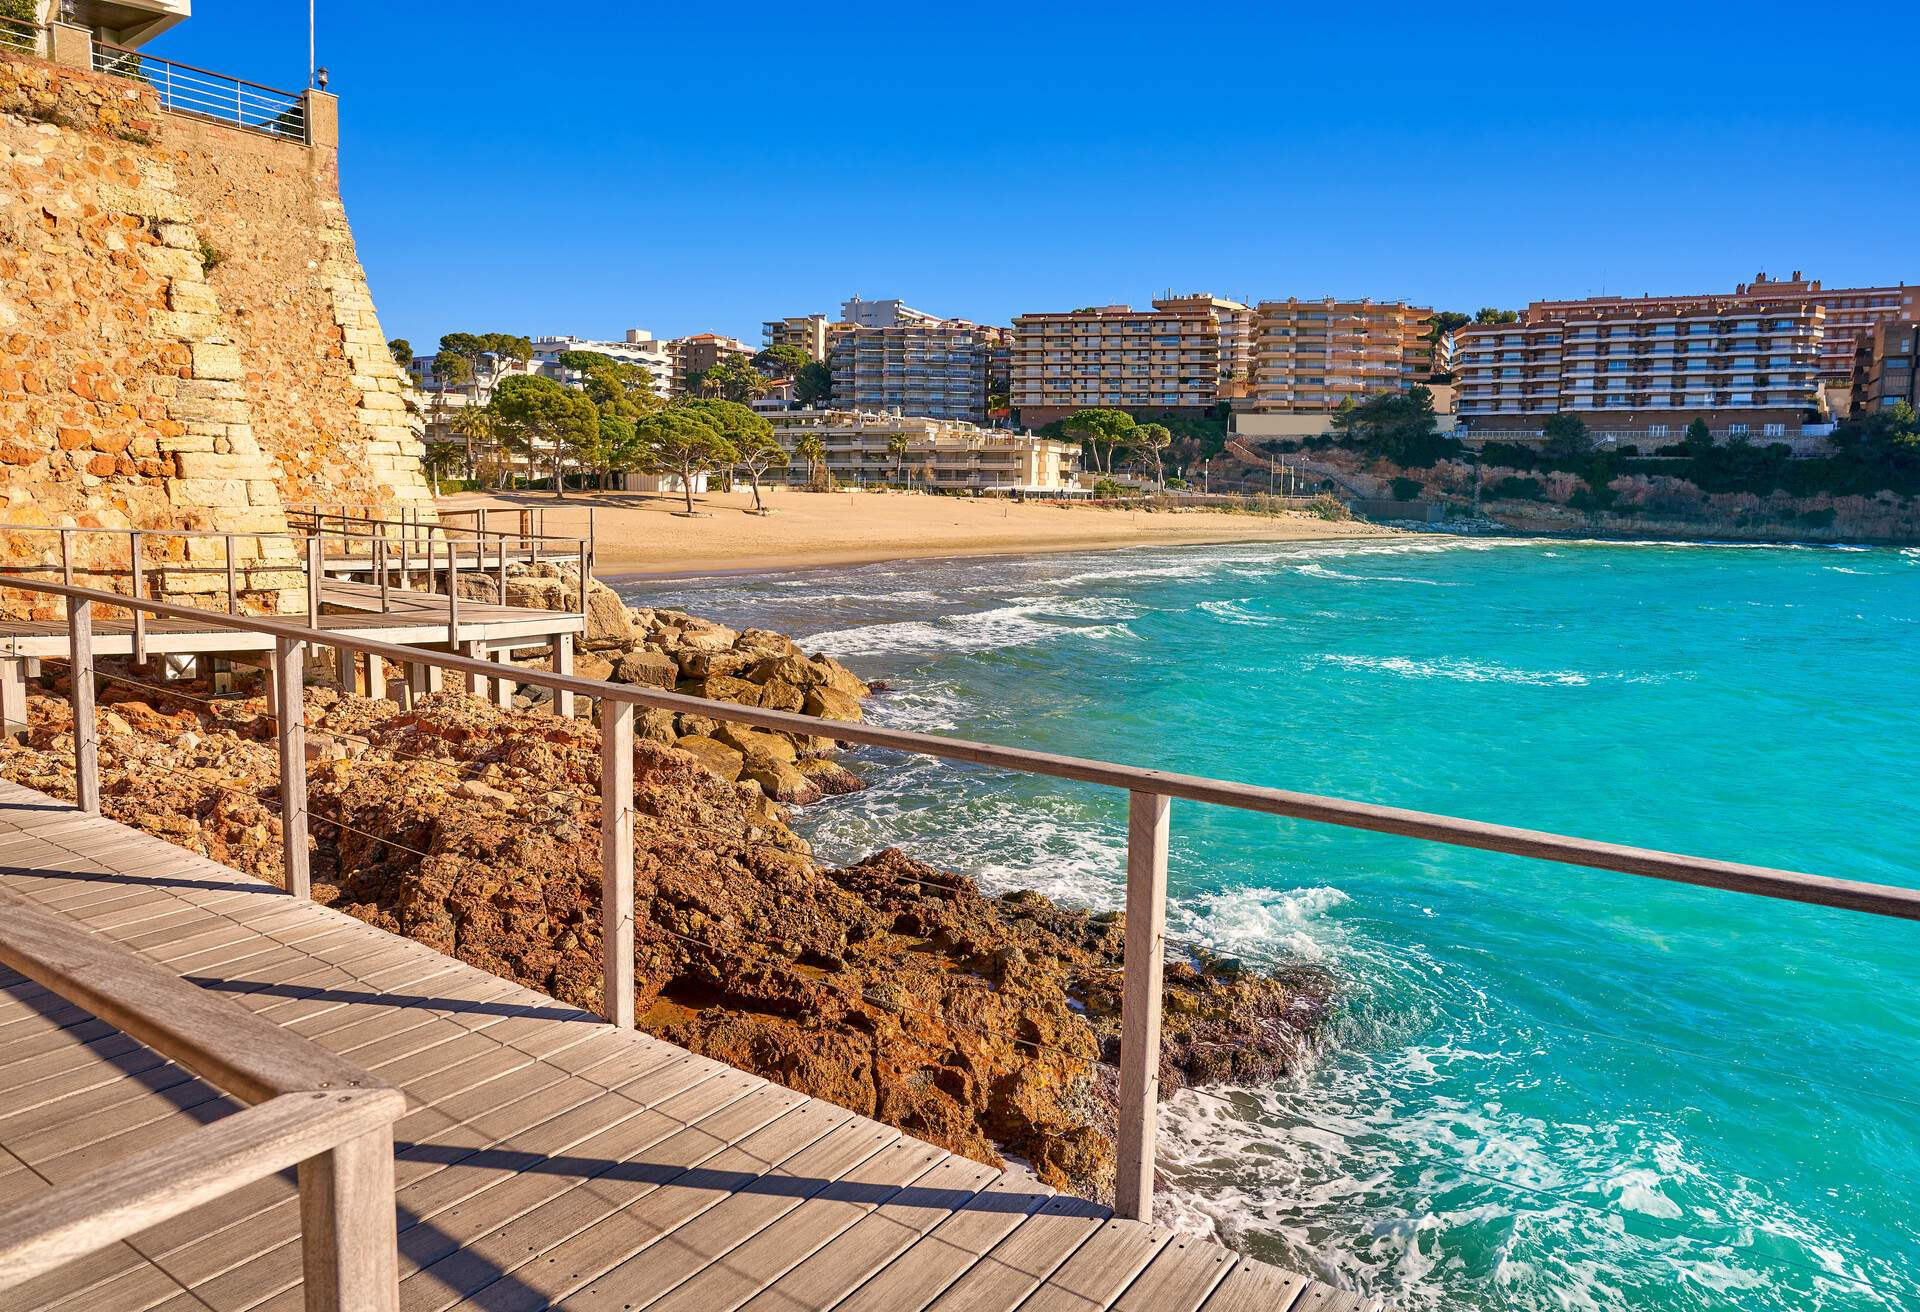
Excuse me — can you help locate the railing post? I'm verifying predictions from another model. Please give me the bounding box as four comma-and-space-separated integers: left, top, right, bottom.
496, 535, 507, 602
129, 529, 147, 667
1115, 789, 1170, 1221
599, 697, 634, 1029
445, 536, 461, 647
376, 536, 390, 613
225, 532, 239, 615
297, 1126, 400, 1312
553, 633, 574, 719
306, 536, 321, 630
273, 636, 310, 900
67, 598, 99, 816
575, 542, 587, 618
490, 646, 514, 709
59, 528, 72, 586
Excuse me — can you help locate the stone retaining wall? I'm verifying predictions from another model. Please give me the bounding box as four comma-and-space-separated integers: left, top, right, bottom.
0, 48, 430, 617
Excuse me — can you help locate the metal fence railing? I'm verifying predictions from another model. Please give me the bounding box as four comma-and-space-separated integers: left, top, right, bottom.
91, 40, 307, 142
0, 15, 42, 55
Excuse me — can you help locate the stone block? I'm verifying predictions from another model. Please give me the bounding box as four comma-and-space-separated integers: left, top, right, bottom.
167, 281, 218, 315
189, 343, 244, 382
139, 245, 202, 282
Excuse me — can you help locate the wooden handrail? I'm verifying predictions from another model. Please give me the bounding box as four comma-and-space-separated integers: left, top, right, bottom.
0, 889, 403, 1305
3, 577, 1912, 921
2, 571, 1913, 1226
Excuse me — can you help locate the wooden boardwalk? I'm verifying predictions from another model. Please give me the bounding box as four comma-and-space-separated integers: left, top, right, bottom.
0, 581, 580, 661
0, 780, 1373, 1312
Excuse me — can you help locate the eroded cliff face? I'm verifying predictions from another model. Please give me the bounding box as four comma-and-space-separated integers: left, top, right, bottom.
0, 49, 429, 613
0, 669, 1329, 1202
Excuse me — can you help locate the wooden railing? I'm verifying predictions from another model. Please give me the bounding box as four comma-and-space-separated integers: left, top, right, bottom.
3, 575, 1916, 1225
0, 887, 404, 1308
0, 519, 590, 655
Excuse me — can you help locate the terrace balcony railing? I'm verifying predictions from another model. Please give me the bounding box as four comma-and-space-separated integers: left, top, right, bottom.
85, 35, 309, 142
0, 13, 44, 56
0, 570, 1913, 1244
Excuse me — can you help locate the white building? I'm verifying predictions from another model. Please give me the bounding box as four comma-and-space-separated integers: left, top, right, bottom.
767, 410, 1080, 493
839, 297, 943, 329
530, 330, 673, 400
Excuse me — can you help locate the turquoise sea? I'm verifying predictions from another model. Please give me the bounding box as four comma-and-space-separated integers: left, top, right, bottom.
624, 537, 1920, 1311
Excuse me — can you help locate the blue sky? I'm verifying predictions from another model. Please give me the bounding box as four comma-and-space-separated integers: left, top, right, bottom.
149, 1, 1920, 352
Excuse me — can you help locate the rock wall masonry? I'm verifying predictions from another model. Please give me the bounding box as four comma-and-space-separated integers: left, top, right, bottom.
0, 50, 431, 614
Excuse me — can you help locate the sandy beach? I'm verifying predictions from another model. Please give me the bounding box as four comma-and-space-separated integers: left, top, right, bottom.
435, 488, 1397, 576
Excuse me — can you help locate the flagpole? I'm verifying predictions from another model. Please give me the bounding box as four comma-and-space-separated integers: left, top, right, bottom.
308, 0, 315, 87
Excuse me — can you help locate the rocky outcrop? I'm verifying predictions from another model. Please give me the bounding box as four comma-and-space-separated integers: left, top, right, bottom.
0, 641, 1330, 1202
504, 563, 873, 804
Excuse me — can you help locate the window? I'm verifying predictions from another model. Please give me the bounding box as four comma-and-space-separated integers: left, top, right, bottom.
1763, 423, 1785, 437
1729, 423, 1750, 435
1648, 424, 1670, 437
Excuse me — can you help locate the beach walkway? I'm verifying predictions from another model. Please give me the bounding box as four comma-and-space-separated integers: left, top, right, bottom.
0, 779, 1372, 1312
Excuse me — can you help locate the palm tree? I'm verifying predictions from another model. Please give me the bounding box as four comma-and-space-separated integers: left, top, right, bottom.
886, 432, 910, 485
449, 408, 493, 486
796, 433, 827, 489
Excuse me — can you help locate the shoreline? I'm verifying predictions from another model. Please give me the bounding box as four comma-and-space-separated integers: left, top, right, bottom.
436, 489, 1400, 579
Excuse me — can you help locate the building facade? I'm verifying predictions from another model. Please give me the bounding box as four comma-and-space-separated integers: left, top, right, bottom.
1455, 298, 1827, 440
827, 322, 999, 423
1850, 320, 1918, 416
1526, 272, 1915, 385
1249, 298, 1435, 413
839, 297, 942, 329
768, 410, 1079, 492
530, 330, 673, 399
1009, 294, 1251, 426
668, 333, 753, 395
761, 313, 836, 362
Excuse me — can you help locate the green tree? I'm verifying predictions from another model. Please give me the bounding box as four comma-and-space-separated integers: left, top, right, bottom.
885, 431, 911, 483
1132, 422, 1172, 488
421, 439, 462, 495
1329, 387, 1457, 467
1542, 412, 1592, 459
1474, 308, 1520, 324
1429, 311, 1471, 341
693, 356, 772, 402
1063, 408, 1137, 475
1683, 417, 1715, 456
752, 344, 811, 378
795, 360, 832, 406
449, 406, 492, 484
387, 338, 413, 369
732, 427, 791, 512
795, 432, 828, 489
635, 408, 736, 514
488, 374, 599, 498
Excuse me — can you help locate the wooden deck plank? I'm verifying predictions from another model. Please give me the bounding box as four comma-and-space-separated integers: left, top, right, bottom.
560, 1117, 902, 1309
1017, 1220, 1171, 1312
1196, 1258, 1314, 1312
1110, 1235, 1237, 1312
920, 1194, 1112, 1312
0, 781, 1334, 1312
736, 1157, 1002, 1312
639, 1135, 952, 1312
829, 1171, 1055, 1312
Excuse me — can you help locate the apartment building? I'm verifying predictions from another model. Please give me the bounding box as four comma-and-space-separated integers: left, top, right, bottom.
1527, 272, 1915, 384
1249, 298, 1434, 413
768, 410, 1080, 492
1010, 294, 1251, 426
840, 297, 942, 329
530, 330, 673, 398
1850, 320, 1918, 416
1455, 298, 1826, 440
668, 332, 753, 394
761, 313, 837, 362
827, 321, 1000, 424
